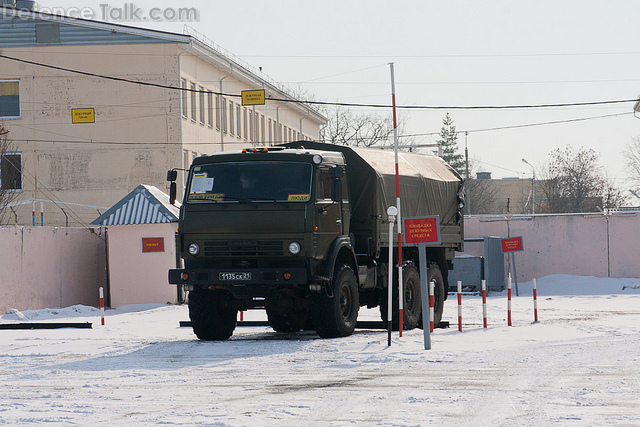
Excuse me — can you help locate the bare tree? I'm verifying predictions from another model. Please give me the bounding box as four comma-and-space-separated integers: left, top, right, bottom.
624, 136, 640, 190
320, 105, 397, 147
0, 125, 20, 225
538, 145, 624, 213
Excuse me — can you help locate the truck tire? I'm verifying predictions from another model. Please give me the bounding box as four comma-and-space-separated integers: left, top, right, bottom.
379, 262, 422, 331
312, 264, 359, 338
266, 308, 308, 333
188, 288, 237, 341
418, 263, 445, 328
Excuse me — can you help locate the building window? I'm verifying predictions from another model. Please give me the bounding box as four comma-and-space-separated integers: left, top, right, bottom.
198, 86, 205, 124
228, 100, 234, 136
260, 115, 265, 143
36, 23, 60, 44
221, 97, 227, 133
236, 104, 242, 139
215, 95, 220, 130
180, 79, 187, 118
249, 111, 254, 142
0, 80, 20, 119
1, 152, 22, 191
243, 107, 248, 140
268, 118, 272, 144
189, 82, 196, 121
207, 91, 213, 127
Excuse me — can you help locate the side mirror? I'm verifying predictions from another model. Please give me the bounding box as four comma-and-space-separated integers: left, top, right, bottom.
166, 169, 178, 182
169, 182, 177, 205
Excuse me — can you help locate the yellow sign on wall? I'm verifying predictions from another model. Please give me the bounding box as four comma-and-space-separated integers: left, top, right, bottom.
72, 108, 95, 124
242, 90, 265, 106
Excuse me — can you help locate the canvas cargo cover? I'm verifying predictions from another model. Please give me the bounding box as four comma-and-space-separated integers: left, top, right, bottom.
282, 142, 464, 249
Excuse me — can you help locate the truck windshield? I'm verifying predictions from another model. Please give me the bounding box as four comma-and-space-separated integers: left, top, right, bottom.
187, 162, 313, 203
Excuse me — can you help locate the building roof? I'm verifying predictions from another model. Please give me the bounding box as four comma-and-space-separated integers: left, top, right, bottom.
0, 6, 190, 46
91, 184, 180, 225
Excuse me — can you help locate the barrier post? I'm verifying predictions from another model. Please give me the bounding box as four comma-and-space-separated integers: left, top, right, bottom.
533, 278, 539, 323
99, 287, 105, 326
457, 280, 462, 332
429, 279, 435, 333
507, 274, 512, 326
482, 279, 487, 329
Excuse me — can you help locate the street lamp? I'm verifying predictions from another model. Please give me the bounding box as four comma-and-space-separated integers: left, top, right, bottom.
522, 158, 535, 215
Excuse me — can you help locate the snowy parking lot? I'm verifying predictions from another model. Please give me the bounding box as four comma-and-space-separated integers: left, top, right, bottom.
2, 275, 640, 426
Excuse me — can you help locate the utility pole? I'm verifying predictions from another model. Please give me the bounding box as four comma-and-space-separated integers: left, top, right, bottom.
465, 131, 470, 214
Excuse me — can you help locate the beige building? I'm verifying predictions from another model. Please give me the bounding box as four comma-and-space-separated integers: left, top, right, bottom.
0, 6, 326, 226
467, 173, 540, 215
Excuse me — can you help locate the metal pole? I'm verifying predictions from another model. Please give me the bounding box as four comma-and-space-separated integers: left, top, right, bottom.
389, 63, 403, 337
387, 206, 397, 347
419, 243, 431, 350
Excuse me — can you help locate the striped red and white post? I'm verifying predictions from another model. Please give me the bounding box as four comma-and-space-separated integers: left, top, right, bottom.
457, 280, 463, 332
507, 274, 512, 326
31, 201, 35, 226
40, 202, 44, 226
99, 287, 105, 326
389, 63, 403, 338
429, 279, 435, 333
482, 279, 487, 328
533, 278, 539, 323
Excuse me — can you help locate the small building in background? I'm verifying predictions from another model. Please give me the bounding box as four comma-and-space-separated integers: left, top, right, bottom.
92, 185, 179, 308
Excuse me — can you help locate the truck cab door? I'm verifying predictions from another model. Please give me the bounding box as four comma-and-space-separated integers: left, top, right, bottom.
315, 167, 344, 246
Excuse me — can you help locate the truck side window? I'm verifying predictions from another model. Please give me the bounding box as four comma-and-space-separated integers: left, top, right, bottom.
317, 168, 332, 200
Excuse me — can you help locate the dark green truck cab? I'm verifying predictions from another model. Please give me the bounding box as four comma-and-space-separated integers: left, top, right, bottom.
169, 142, 464, 340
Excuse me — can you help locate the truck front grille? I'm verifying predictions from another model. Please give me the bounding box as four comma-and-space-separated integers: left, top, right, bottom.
204, 240, 284, 257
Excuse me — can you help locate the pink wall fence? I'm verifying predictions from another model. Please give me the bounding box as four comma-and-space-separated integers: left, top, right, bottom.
0, 226, 107, 314
463, 211, 640, 282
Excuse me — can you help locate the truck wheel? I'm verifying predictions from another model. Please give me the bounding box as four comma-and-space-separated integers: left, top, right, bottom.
420, 263, 445, 328
402, 264, 422, 330
266, 308, 308, 333
379, 262, 422, 331
312, 264, 359, 338
188, 288, 237, 341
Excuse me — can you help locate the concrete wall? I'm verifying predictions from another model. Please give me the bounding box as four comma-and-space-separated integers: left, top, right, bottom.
0, 226, 107, 314
463, 211, 640, 282
106, 223, 178, 308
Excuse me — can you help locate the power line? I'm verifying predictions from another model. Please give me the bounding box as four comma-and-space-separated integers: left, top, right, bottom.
2, 53, 639, 111
399, 112, 635, 138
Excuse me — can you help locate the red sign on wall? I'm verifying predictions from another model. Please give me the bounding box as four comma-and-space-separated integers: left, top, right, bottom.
403, 216, 441, 245
501, 236, 524, 253
142, 237, 165, 253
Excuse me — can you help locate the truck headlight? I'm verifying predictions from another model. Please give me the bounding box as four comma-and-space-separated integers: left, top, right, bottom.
188, 243, 200, 255
288, 242, 301, 255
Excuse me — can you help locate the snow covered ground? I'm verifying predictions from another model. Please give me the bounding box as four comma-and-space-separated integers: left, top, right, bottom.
2, 275, 640, 426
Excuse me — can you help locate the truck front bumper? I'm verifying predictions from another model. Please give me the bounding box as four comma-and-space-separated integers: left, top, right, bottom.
168, 267, 308, 287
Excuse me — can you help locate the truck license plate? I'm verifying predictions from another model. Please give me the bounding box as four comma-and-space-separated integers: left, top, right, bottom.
219, 272, 251, 281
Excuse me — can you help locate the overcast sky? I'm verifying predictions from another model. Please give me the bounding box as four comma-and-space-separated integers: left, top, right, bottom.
37, 0, 640, 191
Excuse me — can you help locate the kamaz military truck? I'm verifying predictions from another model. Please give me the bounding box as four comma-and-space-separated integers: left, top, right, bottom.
168, 141, 464, 340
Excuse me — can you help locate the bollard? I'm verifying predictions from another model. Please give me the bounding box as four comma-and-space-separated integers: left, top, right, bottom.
482, 279, 487, 329
429, 279, 435, 333
532, 278, 539, 323
457, 280, 462, 332
507, 274, 512, 326
99, 287, 105, 326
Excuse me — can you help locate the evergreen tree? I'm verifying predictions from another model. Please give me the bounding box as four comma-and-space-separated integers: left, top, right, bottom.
436, 113, 465, 176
